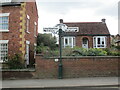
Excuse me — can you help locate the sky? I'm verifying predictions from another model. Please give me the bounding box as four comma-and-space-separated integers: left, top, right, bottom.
36, 0, 119, 35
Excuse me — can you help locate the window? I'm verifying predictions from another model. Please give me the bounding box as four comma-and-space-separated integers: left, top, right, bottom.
1, 0, 11, 3
0, 40, 9, 62
93, 36, 106, 48
26, 15, 30, 33
62, 37, 75, 48
34, 22, 37, 37
0, 13, 10, 32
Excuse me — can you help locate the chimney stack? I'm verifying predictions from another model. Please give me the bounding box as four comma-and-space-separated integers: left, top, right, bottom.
101, 18, 106, 23
59, 19, 63, 23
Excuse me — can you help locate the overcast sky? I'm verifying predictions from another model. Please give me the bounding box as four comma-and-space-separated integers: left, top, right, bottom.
36, 0, 119, 35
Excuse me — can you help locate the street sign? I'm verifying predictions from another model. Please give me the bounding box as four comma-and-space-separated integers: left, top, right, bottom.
44, 24, 79, 33
43, 27, 58, 32
65, 27, 79, 32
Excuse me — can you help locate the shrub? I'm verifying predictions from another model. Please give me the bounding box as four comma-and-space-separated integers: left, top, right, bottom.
5, 54, 25, 69
88, 48, 107, 56
62, 47, 73, 56
72, 47, 88, 56
36, 43, 50, 54
115, 46, 120, 50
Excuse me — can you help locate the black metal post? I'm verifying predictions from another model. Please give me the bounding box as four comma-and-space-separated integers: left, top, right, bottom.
58, 28, 63, 79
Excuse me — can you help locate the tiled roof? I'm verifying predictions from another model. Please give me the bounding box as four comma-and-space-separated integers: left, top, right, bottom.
64, 22, 110, 35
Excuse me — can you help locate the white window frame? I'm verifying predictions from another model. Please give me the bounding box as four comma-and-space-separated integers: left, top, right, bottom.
0, 13, 10, 32
93, 36, 106, 48
34, 22, 37, 37
0, 40, 9, 63
26, 15, 30, 34
62, 36, 75, 48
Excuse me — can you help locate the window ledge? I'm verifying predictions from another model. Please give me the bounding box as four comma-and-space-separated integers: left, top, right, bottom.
0, 30, 9, 32
26, 31, 30, 34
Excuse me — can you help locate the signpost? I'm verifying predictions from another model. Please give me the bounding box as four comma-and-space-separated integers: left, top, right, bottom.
43, 23, 79, 79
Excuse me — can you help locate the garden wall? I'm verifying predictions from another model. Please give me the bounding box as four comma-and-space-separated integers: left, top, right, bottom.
35, 55, 120, 78
2, 55, 120, 79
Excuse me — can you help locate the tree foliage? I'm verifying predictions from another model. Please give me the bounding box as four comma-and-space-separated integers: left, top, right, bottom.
37, 33, 57, 51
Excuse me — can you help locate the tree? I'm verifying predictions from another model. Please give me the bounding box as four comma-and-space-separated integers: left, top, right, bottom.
37, 33, 57, 50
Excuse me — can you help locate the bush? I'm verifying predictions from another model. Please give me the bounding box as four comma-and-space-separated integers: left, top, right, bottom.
72, 47, 88, 56
115, 46, 120, 50
87, 48, 107, 56
104, 48, 120, 56
36, 44, 50, 54
5, 54, 25, 69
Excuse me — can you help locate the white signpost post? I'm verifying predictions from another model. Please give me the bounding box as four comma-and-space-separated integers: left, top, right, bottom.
43, 23, 79, 79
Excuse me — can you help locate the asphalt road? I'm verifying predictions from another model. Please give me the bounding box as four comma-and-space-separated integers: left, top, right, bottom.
2, 86, 119, 90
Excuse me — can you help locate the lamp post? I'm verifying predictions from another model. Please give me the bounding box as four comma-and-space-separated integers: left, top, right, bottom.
58, 28, 63, 79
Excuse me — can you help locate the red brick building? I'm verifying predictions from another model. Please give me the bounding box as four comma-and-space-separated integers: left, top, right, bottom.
0, 0, 38, 67
58, 19, 110, 49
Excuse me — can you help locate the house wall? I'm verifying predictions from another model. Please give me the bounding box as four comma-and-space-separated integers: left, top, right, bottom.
76, 35, 110, 48
76, 36, 93, 48
25, 2, 38, 66
1, 2, 38, 65
0, 5, 22, 57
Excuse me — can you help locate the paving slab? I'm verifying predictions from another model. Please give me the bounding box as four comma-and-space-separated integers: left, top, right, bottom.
1, 77, 119, 88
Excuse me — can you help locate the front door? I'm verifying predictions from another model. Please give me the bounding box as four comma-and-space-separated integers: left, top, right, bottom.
82, 38, 88, 49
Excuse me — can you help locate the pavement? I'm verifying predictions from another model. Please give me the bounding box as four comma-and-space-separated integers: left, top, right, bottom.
1, 77, 119, 89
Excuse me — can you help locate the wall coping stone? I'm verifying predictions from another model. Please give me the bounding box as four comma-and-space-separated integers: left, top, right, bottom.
1, 69, 35, 72
36, 54, 120, 59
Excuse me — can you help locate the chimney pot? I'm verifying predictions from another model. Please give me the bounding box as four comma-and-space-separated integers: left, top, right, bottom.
59, 19, 63, 23
101, 18, 106, 23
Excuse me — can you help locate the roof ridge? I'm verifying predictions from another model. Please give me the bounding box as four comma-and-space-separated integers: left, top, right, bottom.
64, 22, 101, 24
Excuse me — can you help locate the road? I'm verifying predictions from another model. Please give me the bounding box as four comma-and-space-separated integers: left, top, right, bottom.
1, 86, 119, 90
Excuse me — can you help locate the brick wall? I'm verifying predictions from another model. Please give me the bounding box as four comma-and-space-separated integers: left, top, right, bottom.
2, 55, 119, 79
35, 55, 119, 78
